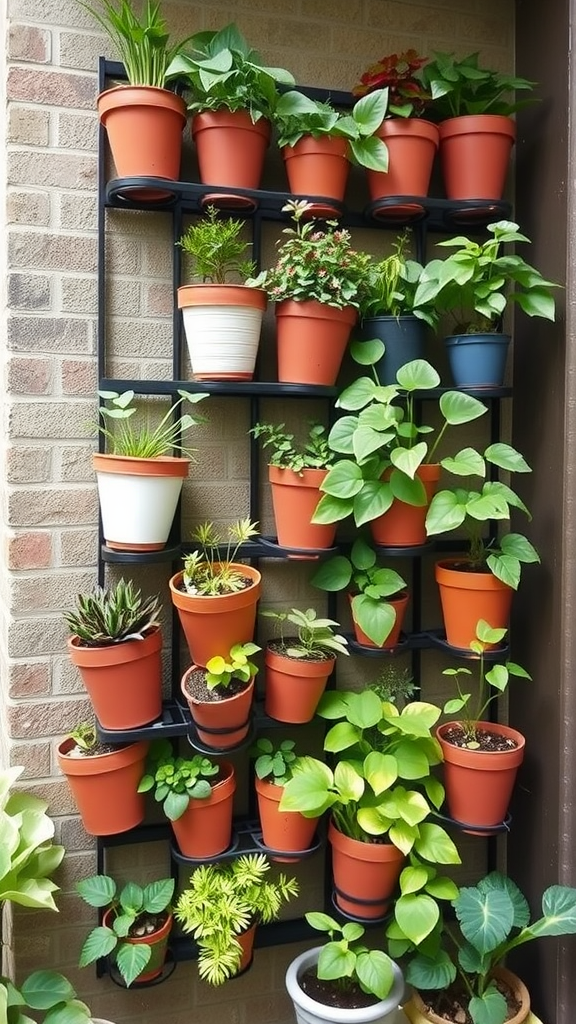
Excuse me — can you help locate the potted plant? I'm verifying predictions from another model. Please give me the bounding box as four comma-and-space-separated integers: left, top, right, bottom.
250, 420, 337, 553
169, 517, 261, 666
311, 536, 409, 648
94, 387, 208, 552
176, 205, 267, 381
416, 50, 536, 201
436, 619, 531, 832
399, 871, 576, 1024
63, 578, 163, 730
353, 231, 439, 385
286, 911, 405, 1024
250, 199, 372, 385
280, 688, 460, 921
313, 352, 488, 547
412, 220, 559, 387
137, 738, 236, 856
251, 737, 322, 859
81, 0, 191, 199
175, 853, 299, 985
260, 606, 349, 723
166, 22, 295, 196
424, 438, 540, 648
77, 874, 175, 987
352, 48, 439, 211
56, 721, 149, 836
273, 87, 389, 216
180, 641, 260, 750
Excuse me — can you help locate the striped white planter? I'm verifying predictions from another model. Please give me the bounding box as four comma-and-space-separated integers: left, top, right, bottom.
178, 284, 267, 381
94, 453, 189, 551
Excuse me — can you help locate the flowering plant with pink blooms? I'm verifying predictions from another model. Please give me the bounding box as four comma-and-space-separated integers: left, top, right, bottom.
249, 200, 371, 310
352, 48, 432, 118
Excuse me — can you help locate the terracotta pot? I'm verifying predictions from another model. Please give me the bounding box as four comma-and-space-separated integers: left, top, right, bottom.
181, 667, 255, 750
97, 85, 187, 201
93, 453, 190, 552
350, 591, 409, 649
286, 944, 405, 1024
67, 628, 162, 731
366, 118, 440, 211
437, 721, 525, 833
169, 760, 236, 856
282, 136, 350, 216
177, 284, 267, 381
328, 820, 405, 920
56, 737, 148, 836
192, 110, 271, 190
236, 924, 257, 975
103, 907, 173, 983
435, 558, 514, 650
268, 466, 336, 554
169, 564, 262, 668
410, 967, 530, 1024
255, 777, 320, 860
370, 464, 441, 547
438, 114, 516, 201
264, 646, 336, 724
275, 300, 357, 386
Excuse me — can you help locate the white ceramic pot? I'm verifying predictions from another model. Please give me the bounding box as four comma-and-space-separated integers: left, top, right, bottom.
285, 946, 405, 1024
178, 284, 267, 381
94, 453, 189, 551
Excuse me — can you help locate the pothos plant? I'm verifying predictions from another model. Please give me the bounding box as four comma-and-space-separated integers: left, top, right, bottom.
251, 737, 301, 786
204, 642, 260, 692
313, 352, 487, 530
441, 619, 531, 747
279, 688, 461, 946
305, 911, 398, 1003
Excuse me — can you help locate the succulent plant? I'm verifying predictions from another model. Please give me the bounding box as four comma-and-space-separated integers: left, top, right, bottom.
64, 578, 162, 646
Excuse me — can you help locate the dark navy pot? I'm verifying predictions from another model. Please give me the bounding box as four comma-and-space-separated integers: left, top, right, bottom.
356, 315, 427, 385
445, 332, 510, 388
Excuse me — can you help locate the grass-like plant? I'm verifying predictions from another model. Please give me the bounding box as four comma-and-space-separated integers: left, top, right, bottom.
182, 518, 259, 595
97, 388, 208, 459
63, 578, 161, 646
177, 206, 256, 284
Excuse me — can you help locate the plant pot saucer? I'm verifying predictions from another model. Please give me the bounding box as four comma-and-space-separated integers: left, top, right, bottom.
258, 536, 339, 559
435, 807, 512, 837
252, 827, 324, 863
346, 632, 410, 657
107, 176, 180, 206
200, 191, 258, 212
425, 628, 509, 660
330, 888, 393, 926
170, 829, 241, 864
185, 714, 257, 755
367, 196, 429, 223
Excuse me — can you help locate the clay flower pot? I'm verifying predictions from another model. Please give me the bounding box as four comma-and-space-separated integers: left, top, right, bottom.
169, 564, 262, 668
169, 760, 236, 858
435, 558, 514, 650
191, 110, 271, 192
275, 300, 357, 386
350, 591, 409, 649
366, 117, 440, 216
409, 967, 530, 1024
370, 464, 441, 547
181, 666, 255, 750
264, 646, 336, 724
67, 627, 162, 730
282, 135, 350, 217
102, 906, 173, 984
268, 466, 337, 554
438, 113, 516, 201
56, 737, 149, 836
328, 820, 405, 920
255, 777, 320, 861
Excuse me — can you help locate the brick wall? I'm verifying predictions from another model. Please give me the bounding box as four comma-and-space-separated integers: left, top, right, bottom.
2, 2, 515, 1022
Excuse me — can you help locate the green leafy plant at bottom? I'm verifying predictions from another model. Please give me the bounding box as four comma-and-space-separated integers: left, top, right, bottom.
306, 911, 397, 1002
250, 421, 333, 473
1, 971, 92, 1024
77, 874, 175, 988
396, 871, 576, 1024
251, 738, 301, 786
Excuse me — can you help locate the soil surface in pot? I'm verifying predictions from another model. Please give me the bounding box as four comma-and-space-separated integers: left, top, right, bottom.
417, 975, 522, 1024
299, 967, 379, 1009
115, 909, 169, 937
176, 574, 255, 596
442, 725, 520, 753
65, 740, 129, 757
183, 667, 250, 703
268, 639, 333, 663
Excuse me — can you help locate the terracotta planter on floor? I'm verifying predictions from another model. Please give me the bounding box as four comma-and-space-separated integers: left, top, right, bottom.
94, 453, 189, 552
435, 559, 514, 650
103, 907, 173, 983
367, 118, 439, 215
169, 760, 236, 857
282, 136, 350, 216
192, 110, 271, 192
350, 591, 409, 649
370, 464, 441, 547
264, 646, 336, 724
438, 114, 516, 200
181, 667, 255, 750
177, 284, 267, 381
328, 820, 405, 920
255, 777, 320, 860
98, 86, 187, 201
268, 466, 336, 553
437, 721, 525, 833
67, 627, 162, 730
275, 300, 357, 385
409, 967, 530, 1024
169, 564, 262, 668
56, 738, 148, 836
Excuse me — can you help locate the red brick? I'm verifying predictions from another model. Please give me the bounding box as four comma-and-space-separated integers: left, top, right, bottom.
7, 530, 53, 569
8, 24, 51, 62
7, 355, 53, 394
61, 359, 98, 395
7, 67, 97, 109
9, 740, 51, 776
9, 660, 51, 698
8, 699, 91, 740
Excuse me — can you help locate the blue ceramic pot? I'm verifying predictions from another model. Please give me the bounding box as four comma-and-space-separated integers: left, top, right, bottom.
445, 332, 510, 388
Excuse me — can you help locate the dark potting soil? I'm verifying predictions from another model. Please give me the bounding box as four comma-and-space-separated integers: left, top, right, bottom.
268, 639, 333, 663
442, 725, 519, 753
299, 968, 379, 1010
417, 975, 522, 1024
127, 910, 169, 938
183, 666, 250, 703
